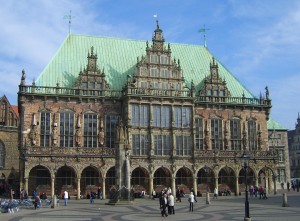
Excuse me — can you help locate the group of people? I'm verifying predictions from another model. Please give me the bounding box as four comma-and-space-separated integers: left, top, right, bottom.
249, 185, 268, 199
158, 187, 199, 217
159, 188, 175, 217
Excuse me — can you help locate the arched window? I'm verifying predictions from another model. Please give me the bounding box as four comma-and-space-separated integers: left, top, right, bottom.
0, 102, 6, 126
60, 111, 75, 147
0, 141, 5, 168
248, 120, 257, 150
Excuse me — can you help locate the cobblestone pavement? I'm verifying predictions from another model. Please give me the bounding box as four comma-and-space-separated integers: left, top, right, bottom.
1, 190, 300, 221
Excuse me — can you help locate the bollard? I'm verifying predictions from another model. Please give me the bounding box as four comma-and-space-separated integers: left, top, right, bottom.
206, 192, 211, 205
282, 193, 289, 207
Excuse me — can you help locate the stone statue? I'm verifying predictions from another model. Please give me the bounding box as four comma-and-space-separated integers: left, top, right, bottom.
265, 86, 269, 99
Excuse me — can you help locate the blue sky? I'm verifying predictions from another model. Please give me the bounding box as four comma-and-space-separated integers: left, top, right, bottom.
0, 0, 299, 130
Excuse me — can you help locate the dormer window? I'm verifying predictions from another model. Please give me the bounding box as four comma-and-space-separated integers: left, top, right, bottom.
160, 68, 169, 78
160, 55, 169, 65
150, 54, 158, 64
150, 68, 158, 77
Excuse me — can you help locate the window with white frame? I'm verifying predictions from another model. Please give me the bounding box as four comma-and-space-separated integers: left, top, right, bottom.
150, 54, 158, 64
132, 134, 149, 156
60, 111, 74, 147
195, 118, 204, 150
150, 68, 158, 77
154, 134, 171, 156
211, 118, 223, 150
40, 111, 51, 147
131, 104, 149, 127
160, 55, 169, 64
175, 135, 191, 156
84, 113, 98, 148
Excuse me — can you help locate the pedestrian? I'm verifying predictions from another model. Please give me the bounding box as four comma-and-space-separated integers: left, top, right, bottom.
97, 187, 101, 199
152, 189, 156, 200
176, 187, 181, 202
213, 187, 218, 199
263, 187, 268, 199
160, 193, 168, 217
168, 193, 175, 215
63, 190, 69, 206
34, 195, 40, 209
258, 186, 263, 199
188, 192, 197, 212
90, 191, 95, 205
287, 182, 290, 192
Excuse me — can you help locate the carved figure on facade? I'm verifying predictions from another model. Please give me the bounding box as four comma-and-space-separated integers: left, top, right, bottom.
29, 113, 37, 145
171, 164, 177, 173
20, 69, 26, 85
224, 121, 229, 150
257, 130, 262, 150
98, 117, 105, 146
75, 114, 81, 146
242, 122, 247, 150
265, 86, 269, 99
204, 120, 210, 149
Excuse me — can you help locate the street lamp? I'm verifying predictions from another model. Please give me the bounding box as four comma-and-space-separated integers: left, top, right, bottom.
242, 152, 251, 221
204, 165, 210, 205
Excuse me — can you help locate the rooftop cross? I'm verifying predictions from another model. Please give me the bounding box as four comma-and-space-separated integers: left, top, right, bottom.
64, 10, 75, 35
199, 25, 210, 47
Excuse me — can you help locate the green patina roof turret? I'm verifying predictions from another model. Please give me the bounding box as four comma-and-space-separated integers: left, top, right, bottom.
267, 118, 286, 131
35, 32, 255, 98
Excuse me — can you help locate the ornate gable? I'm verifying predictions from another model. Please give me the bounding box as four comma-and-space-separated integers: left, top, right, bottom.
199, 58, 231, 97
74, 46, 109, 91
125, 21, 187, 96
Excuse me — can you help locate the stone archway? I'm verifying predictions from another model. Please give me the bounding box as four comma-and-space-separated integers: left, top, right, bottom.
238, 167, 255, 193
28, 165, 51, 197
197, 167, 214, 194
218, 166, 236, 193
153, 167, 171, 193
106, 166, 116, 194
175, 167, 193, 193
56, 166, 77, 198
131, 167, 149, 193
81, 166, 101, 198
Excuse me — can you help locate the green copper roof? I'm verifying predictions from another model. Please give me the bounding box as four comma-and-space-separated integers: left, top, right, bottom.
267, 119, 286, 131
36, 34, 255, 98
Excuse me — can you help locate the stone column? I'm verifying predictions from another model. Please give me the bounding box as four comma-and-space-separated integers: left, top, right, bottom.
51, 177, 55, 197
172, 177, 176, 196
24, 177, 28, 195
215, 176, 219, 191
77, 177, 81, 200
193, 177, 197, 196
102, 176, 106, 200
149, 175, 154, 198
255, 176, 259, 187
235, 176, 239, 196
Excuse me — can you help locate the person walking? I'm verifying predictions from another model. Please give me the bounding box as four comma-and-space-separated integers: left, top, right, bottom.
168, 193, 175, 215
90, 191, 95, 205
63, 190, 69, 206
188, 192, 197, 212
160, 193, 168, 217
176, 187, 181, 202
213, 187, 218, 199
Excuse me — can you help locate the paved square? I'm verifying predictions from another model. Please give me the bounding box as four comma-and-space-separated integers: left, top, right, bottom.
1, 190, 300, 221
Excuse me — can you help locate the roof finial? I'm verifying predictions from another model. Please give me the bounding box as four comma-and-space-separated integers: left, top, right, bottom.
199, 25, 210, 47
64, 10, 75, 35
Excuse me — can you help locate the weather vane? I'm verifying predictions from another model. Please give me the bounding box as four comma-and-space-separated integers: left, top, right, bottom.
199, 25, 210, 47
64, 10, 75, 34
